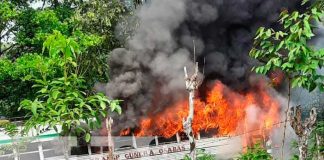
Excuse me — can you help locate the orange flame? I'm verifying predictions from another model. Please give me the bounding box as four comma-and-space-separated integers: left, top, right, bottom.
120, 128, 131, 136
121, 80, 280, 146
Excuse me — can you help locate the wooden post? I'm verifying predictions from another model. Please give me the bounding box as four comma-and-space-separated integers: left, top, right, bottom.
132, 133, 137, 149
106, 117, 114, 160
154, 136, 159, 146
176, 132, 181, 143
183, 62, 200, 160
288, 106, 317, 160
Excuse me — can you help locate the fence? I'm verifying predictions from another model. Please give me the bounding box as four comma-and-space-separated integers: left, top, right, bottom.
0, 119, 289, 160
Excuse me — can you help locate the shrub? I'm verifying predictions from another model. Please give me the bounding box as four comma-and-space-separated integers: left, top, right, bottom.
238, 143, 272, 160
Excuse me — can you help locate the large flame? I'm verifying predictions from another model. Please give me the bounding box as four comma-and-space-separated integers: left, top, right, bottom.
121, 80, 280, 145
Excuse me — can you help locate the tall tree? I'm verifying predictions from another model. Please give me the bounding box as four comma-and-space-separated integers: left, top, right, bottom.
73, 0, 126, 84
0, 0, 129, 118
19, 31, 121, 159
249, 1, 324, 159
0, 0, 18, 56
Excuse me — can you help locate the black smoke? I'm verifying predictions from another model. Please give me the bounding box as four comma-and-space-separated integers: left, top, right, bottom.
104, 0, 300, 131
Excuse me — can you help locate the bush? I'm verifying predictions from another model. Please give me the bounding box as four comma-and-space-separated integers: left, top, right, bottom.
238, 143, 272, 160
183, 148, 217, 160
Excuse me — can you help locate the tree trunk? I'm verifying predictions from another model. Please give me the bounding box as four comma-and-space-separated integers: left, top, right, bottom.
289, 106, 317, 160
185, 90, 196, 160
106, 117, 114, 160
62, 136, 69, 160
183, 62, 200, 160
281, 79, 291, 160
299, 135, 308, 160
315, 134, 323, 160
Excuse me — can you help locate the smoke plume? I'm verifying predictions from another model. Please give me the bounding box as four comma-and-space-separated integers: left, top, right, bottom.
105, 0, 300, 131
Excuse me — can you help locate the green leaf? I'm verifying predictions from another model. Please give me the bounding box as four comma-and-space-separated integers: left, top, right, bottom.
100, 101, 106, 110
301, 0, 309, 5
273, 58, 282, 66
265, 29, 271, 37
39, 88, 48, 93
52, 90, 60, 99
110, 100, 122, 114
31, 101, 40, 116
116, 106, 122, 115
292, 11, 299, 20
282, 63, 293, 70
291, 78, 300, 88
23, 75, 33, 81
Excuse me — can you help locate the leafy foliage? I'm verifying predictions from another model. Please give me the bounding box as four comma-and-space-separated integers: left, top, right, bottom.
0, 0, 18, 38
73, 0, 127, 83
19, 31, 121, 142
307, 120, 324, 159
238, 143, 272, 160
0, 121, 19, 138
0, 0, 135, 119
250, 4, 324, 92
302, 0, 324, 11
183, 149, 217, 160
250, 2, 324, 159
20, 74, 120, 138
0, 53, 62, 117
0, 0, 19, 55
2, 3, 74, 57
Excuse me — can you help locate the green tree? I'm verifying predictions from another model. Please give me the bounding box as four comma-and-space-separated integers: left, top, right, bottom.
0, 53, 62, 117
0, 0, 131, 120
249, 1, 324, 159
73, 0, 126, 83
10, 7, 72, 57
19, 31, 121, 159
0, 0, 19, 55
